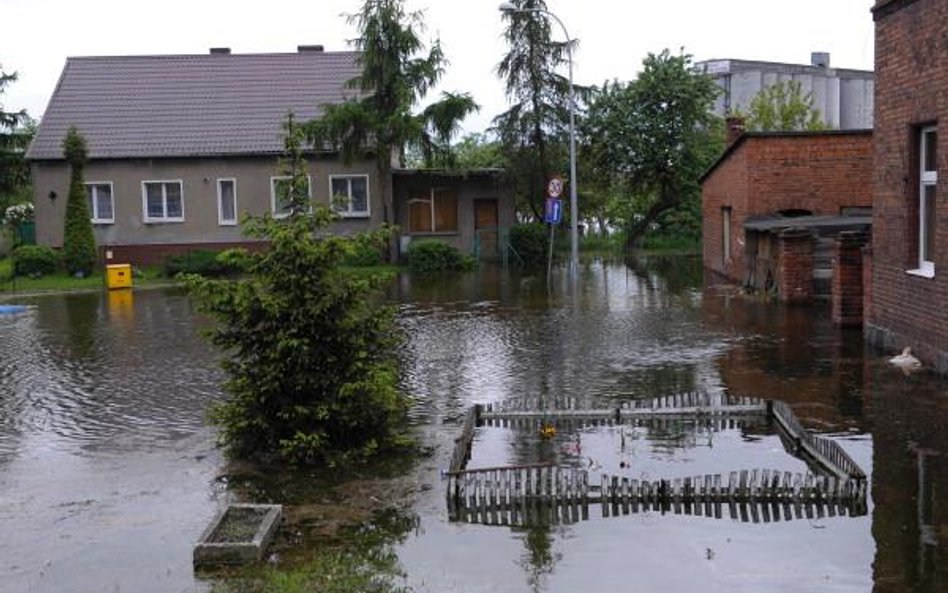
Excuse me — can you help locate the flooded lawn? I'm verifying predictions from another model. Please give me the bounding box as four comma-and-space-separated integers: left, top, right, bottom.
0, 257, 946, 592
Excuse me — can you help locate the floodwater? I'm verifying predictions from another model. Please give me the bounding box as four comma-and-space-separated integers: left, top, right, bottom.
1, 257, 946, 593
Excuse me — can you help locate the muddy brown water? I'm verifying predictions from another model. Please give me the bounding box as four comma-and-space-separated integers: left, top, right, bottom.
0, 257, 945, 593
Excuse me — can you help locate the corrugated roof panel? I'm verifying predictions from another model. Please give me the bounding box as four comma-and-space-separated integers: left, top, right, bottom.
27, 51, 361, 160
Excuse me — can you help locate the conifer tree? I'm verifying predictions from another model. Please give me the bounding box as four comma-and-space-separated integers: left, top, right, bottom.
61, 127, 97, 276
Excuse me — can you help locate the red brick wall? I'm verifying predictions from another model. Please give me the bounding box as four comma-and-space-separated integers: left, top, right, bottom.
101, 241, 267, 267
777, 229, 814, 303
702, 132, 873, 285
832, 232, 868, 326
870, 0, 948, 373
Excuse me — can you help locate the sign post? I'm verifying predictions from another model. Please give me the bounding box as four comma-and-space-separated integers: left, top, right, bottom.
545, 177, 564, 277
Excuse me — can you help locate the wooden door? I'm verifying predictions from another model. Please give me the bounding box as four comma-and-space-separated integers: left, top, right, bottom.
474, 199, 499, 258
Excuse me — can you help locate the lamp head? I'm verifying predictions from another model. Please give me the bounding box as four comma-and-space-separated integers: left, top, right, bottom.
498, 2, 517, 12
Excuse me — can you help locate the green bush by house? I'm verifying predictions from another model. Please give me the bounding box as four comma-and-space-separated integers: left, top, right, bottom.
12, 245, 59, 277
164, 250, 246, 278
509, 223, 549, 267
407, 240, 475, 273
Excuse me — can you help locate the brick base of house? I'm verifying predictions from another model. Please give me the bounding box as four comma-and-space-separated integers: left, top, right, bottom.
866, 323, 948, 376
100, 241, 268, 267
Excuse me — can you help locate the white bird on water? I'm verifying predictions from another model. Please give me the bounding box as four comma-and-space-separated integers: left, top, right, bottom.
889, 347, 922, 372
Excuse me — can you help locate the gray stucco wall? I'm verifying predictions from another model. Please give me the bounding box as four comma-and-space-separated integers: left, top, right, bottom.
32, 155, 383, 248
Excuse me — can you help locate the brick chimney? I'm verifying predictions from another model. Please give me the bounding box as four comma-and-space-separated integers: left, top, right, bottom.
725, 116, 745, 146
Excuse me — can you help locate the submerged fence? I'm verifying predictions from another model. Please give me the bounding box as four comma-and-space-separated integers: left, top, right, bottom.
447, 464, 867, 526
446, 394, 868, 526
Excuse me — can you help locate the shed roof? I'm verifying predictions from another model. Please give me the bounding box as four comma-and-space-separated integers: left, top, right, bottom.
27, 51, 361, 160
743, 214, 872, 233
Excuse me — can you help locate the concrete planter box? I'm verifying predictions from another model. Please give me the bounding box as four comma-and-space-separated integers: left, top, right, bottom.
193, 503, 282, 568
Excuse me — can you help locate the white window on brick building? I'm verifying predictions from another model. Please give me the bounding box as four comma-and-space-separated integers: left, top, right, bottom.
915, 126, 937, 277
85, 182, 114, 224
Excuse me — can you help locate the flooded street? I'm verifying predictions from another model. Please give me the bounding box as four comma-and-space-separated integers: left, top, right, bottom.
1, 257, 946, 592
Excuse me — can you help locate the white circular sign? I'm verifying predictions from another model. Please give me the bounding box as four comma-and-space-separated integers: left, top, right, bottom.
547, 178, 563, 198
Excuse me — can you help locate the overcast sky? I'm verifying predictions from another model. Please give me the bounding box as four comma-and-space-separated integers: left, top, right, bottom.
3, 0, 875, 135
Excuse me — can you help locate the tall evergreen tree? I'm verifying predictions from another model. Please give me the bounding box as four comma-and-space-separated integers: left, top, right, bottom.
307, 0, 477, 249
61, 127, 97, 275
187, 114, 408, 465
494, 0, 588, 219
0, 66, 32, 212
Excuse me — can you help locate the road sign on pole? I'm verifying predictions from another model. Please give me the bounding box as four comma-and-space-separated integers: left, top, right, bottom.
547, 177, 564, 198
544, 197, 562, 224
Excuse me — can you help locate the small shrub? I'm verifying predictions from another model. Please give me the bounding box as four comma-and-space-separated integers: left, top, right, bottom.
164, 250, 245, 277
407, 240, 474, 273
343, 235, 385, 267
12, 245, 59, 277
508, 223, 549, 267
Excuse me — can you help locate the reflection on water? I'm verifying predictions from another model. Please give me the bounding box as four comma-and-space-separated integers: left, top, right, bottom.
0, 257, 945, 592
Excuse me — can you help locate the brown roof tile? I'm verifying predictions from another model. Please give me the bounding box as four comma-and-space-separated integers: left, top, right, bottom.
27, 51, 361, 160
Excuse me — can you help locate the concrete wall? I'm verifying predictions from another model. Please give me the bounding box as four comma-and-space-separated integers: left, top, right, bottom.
868, 0, 948, 373
32, 155, 382, 262
393, 174, 515, 257
702, 132, 873, 285
701, 60, 874, 130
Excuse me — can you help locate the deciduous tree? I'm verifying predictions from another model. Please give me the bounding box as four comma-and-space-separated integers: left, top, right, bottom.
740, 80, 825, 132
584, 49, 722, 250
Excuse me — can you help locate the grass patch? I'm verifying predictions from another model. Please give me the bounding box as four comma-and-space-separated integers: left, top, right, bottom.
0, 258, 169, 295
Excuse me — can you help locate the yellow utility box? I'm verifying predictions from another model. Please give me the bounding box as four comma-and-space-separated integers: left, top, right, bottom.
106, 264, 133, 290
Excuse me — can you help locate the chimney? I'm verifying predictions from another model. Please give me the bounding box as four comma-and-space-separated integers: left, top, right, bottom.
297, 45, 325, 53
725, 116, 745, 146
209, 47, 231, 55
811, 51, 830, 68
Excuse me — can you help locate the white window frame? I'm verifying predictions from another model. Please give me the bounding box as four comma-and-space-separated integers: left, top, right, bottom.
141, 180, 185, 223
217, 178, 238, 226
270, 175, 312, 218
85, 181, 114, 224
912, 126, 938, 278
328, 174, 371, 218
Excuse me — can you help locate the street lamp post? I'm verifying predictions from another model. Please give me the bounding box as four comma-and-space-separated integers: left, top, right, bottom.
498, 2, 579, 276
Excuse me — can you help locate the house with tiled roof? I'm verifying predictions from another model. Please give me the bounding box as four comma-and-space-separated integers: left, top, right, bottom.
27, 47, 512, 265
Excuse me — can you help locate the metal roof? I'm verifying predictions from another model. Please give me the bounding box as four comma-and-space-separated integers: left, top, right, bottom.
27, 51, 361, 160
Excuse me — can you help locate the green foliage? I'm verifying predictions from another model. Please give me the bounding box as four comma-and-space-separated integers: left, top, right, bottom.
61, 127, 97, 276
494, 0, 591, 220
0, 66, 33, 214
452, 132, 506, 170
407, 239, 475, 273
583, 49, 723, 249
12, 244, 59, 277
185, 115, 408, 466
163, 249, 246, 278
343, 233, 386, 267
306, 0, 477, 173
508, 222, 549, 267
740, 80, 826, 132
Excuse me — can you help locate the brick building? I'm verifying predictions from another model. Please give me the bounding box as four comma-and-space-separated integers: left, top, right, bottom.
866, 0, 948, 373
701, 129, 873, 305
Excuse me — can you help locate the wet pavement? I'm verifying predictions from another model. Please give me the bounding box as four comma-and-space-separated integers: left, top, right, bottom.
0, 257, 945, 592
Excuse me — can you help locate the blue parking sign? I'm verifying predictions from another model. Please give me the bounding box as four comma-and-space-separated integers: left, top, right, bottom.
544, 198, 562, 224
